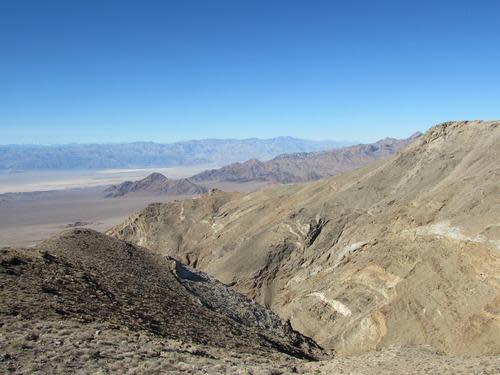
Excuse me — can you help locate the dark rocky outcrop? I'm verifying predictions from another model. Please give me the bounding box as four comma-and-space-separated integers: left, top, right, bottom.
104, 173, 207, 197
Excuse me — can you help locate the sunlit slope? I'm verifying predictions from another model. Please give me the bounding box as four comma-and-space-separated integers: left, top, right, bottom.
110, 121, 500, 356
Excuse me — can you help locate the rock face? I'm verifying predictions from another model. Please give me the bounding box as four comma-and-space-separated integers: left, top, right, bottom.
191, 133, 421, 184
104, 172, 207, 197
0, 229, 322, 361
109, 121, 500, 356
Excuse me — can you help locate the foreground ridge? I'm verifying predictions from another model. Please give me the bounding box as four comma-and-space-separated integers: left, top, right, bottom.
1, 229, 323, 373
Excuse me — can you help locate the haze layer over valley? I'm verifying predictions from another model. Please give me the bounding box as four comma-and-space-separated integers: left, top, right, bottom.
0, 137, 349, 171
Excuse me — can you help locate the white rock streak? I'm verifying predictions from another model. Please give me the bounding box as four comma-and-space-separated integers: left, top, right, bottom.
308, 292, 352, 317
285, 224, 302, 240
415, 221, 500, 251
179, 202, 185, 221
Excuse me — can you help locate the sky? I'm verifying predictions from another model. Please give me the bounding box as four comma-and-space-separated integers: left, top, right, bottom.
1, 0, 500, 144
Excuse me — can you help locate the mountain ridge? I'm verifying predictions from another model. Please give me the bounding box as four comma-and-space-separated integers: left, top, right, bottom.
109, 120, 500, 356
191, 133, 422, 184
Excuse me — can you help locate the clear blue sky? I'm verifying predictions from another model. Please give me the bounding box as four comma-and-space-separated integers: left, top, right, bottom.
1, 0, 499, 144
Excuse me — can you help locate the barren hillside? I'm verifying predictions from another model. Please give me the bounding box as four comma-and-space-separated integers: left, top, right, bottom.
0, 229, 323, 373
110, 120, 500, 356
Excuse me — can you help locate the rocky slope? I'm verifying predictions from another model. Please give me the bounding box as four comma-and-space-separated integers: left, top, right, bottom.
191, 133, 421, 184
110, 120, 500, 357
4, 234, 498, 374
0, 228, 324, 372
104, 172, 207, 197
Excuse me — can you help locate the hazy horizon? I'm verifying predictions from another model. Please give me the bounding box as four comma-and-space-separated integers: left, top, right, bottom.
0, 129, 433, 147
0, 125, 429, 145
1, 134, 358, 147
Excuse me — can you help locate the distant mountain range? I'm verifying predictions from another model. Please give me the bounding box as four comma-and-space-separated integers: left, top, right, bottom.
191, 133, 422, 184
102, 134, 421, 198
0, 137, 351, 170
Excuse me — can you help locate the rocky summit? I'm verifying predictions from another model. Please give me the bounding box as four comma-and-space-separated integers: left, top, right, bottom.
104, 172, 207, 197
110, 121, 500, 357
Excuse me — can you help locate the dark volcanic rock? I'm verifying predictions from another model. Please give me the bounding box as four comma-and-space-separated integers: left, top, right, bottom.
104, 173, 208, 197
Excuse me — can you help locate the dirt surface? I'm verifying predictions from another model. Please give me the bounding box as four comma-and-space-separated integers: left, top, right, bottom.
0, 187, 190, 248
110, 121, 500, 357
2, 319, 499, 373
